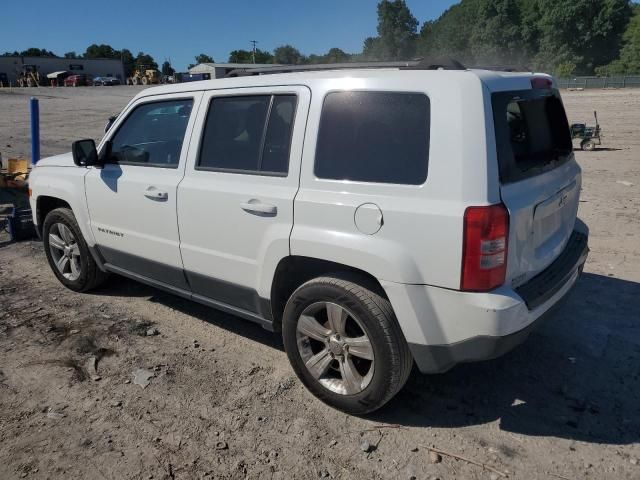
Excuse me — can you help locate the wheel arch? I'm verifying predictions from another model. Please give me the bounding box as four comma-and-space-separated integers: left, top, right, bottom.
269, 255, 387, 331
36, 196, 71, 237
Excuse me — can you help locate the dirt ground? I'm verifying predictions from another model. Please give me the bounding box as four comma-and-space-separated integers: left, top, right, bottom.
1, 86, 639, 480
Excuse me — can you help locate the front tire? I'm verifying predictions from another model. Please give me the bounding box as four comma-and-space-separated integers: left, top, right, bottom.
43, 208, 109, 292
282, 275, 413, 414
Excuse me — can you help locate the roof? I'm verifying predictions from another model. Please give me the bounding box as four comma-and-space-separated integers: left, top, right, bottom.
0, 56, 123, 63
46, 71, 68, 78
137, 64, 544, 100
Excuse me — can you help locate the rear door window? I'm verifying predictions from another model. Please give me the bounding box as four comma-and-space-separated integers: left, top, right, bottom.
197, 94, 297, 175
493, 90, 572, 183
315, 91, 430, 185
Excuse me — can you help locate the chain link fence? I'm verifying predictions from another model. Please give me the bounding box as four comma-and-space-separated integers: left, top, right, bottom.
557, 75, 640, 89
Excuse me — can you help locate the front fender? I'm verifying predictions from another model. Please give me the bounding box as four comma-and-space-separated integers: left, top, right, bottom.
30, 165, 94, 246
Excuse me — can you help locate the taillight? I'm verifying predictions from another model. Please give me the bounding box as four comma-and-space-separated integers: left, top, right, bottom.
531, 76, 552, 90
461, 204, 509, 292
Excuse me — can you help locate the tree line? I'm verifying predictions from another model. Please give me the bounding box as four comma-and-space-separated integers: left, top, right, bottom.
4, 1, 640, 76
412, 0, 640, 76
1, 45, 164, 77
221, 0, 640, 76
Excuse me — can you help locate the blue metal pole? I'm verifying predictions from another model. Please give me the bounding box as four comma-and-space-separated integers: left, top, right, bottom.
30, 97, 40, 165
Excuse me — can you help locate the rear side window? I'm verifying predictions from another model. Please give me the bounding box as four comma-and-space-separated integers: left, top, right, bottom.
197, 94, 297, 175
493, 90, 572, 183
315, 91, 430, 185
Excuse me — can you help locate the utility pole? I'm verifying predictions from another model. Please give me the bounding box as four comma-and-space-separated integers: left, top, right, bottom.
250, 40, 258, 64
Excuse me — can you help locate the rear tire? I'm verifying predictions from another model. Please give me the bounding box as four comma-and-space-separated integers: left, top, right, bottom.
282, 274, 413, 414
43, 208, 109, 292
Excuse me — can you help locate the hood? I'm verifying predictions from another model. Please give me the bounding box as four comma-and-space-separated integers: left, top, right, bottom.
35, 152, 76, 168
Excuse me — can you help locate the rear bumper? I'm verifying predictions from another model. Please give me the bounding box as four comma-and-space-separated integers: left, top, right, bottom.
407, 293, 571, 374
382, 224, 589, 374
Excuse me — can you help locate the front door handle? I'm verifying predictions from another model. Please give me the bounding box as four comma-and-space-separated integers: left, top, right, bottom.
240, 199, 277, 216
144, 186, 168, 201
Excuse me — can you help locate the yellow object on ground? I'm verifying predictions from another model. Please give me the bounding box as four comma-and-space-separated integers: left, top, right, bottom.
8, 158, 29, 175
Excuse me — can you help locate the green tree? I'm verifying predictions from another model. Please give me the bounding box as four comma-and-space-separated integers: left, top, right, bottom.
161, 61, 175, 76
229, 50, 251, 63
228, 48, 273, 63
374, 0, 419, 60
362, 0, 418, 60
135, 52, 158, 70
470, 0, 530, 66
324, 47, 351, 63
305, 48, 352, 64
607, 4, 640, 73
273, 45, 307, 64
84, 44, 119, 59
120, 49, 136, 77
415, 0, 633, 73
188, 54, 215, 69
362, 36, 383, 60
555, 61, 577, 77
20, 47, 57, 57
532, 0, 631, 73
417, 2, 476, 63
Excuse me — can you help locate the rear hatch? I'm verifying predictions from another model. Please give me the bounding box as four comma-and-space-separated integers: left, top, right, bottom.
491, 81, 580, 288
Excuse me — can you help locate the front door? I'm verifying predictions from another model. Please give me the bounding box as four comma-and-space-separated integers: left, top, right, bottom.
178, 86, 310, 314
86, 92, 202, 289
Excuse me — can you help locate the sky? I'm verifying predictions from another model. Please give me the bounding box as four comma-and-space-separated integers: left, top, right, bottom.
1, 0, 457, 71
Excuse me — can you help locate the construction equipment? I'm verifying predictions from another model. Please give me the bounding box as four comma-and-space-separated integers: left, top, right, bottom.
570, 111, 602, 151
0, 157, 32, 242
0, 206, 36, 241
16, 65, 41, 87
126, 65, 161, 86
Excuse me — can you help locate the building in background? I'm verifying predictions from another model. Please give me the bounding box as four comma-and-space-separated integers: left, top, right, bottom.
0, 56, 125, 84
188, 63, 277, 79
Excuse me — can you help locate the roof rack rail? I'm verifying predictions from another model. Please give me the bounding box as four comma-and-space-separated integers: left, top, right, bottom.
402, 57, 466, 71
225, 58, 466, 78
471, 64, 532, 73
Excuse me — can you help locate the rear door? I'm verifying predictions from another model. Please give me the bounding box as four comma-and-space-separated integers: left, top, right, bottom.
177, 86, 310, 314
491, 85, 580, 287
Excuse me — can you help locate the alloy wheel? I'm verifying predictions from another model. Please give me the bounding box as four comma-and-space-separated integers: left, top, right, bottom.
296, 301, 375, 395
48, 223, 82, 281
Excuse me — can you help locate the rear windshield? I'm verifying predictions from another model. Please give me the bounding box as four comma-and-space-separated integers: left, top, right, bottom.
492, 89, 572, 183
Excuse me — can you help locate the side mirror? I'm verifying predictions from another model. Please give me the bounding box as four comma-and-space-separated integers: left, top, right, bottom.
72, 139, 98, 167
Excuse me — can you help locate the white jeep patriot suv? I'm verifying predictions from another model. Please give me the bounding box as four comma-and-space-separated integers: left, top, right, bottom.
29, 61, 589, 414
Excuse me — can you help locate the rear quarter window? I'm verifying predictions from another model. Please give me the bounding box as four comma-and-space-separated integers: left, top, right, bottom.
315, 91, 430, 185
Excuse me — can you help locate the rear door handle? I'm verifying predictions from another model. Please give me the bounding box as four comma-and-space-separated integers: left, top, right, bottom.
240, 200, 277, 216
144, 186, 168, 201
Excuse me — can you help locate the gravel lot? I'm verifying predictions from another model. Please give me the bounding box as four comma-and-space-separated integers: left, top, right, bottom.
1, 85, 639, 480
